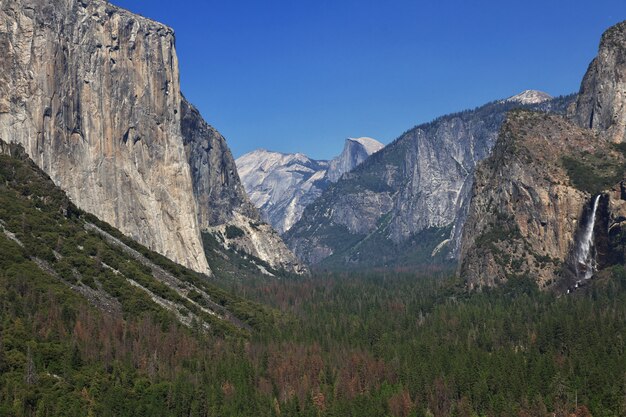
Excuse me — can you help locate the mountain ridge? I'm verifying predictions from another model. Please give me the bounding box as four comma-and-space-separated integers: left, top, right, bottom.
285, 93, 576, 269
458, 19, 626, 290
236, 137, 383, 234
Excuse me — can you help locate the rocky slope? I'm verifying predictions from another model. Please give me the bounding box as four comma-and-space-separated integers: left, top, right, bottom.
181, 99, 304, 274
285, 93, 574, 268
236, 137, 383, 234
0, 140, 272, 335
0, 0, 302, 275
574, 21, 626, 142
459, 20, 626, 290
457, 111, 622, 289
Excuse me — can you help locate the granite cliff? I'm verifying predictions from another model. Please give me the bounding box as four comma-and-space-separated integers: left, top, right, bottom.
457, 112, 620, 289
459, 21, 626, 290
181, 99, 304, 274
0, 0, 209, 272
326, 137, 384, 182
236, 137, 383, 234
0, 0, 302, 275
285, 93, 573, 269
574, 21, 626, 143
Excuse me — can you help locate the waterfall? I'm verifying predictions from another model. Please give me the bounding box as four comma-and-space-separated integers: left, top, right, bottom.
576, 194, 601, 280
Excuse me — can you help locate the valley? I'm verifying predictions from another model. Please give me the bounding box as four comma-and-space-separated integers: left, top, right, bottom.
1, 0, 626, 416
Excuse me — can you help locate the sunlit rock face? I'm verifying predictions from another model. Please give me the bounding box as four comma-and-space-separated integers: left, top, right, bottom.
326, 137, 384, 182
182, 100, 305, 274
459, 21, 626, 290
181, 98, 258, 228
237, 150, 329, 235
285, 95, 574, 269
0, 0, 210, 273
574, 21, 626, 143
236, 137, 383, 234
458, 112, 598, 289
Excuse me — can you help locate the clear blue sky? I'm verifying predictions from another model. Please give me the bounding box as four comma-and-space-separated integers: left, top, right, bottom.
111, 0, 624, 160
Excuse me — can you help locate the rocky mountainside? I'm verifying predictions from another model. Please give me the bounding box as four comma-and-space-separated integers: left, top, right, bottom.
459, 21, 626, 290
0, 0, 208, 273
574, 21, 626, 142
236, 137, 383, 234
0, 0, 301, 275
181, 98, 258, 227
457, 111, 625, 289
326, 137, 384, 182
285, 92, 575, 269
181, 99, 304, 274
0, 140, 275, 336
236, 150, 329, 234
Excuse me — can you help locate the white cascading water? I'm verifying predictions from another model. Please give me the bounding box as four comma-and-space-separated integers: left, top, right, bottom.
576, 194, 601, 280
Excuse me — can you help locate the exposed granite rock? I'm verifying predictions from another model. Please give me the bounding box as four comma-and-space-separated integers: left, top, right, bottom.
0, 0, 209, 273
458, 111, 623, 289
181, 99, 305, 274
460, 22, 626, 290
326, 137, 384, 182
181, 98, 257, 226
205, 212, 308, 275
236, 150, 329, 234
574, 21, 626, 142
236, 137, 383, 234
286, 95, 575, 268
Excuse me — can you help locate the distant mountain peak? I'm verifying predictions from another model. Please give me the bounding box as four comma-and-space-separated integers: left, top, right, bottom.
236, 136, 383, 234
506, 90, 552, 105
346, 137, 384, 155
326, 137, 383, 182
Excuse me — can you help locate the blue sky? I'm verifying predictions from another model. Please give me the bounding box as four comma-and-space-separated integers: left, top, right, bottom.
111, 0, 624, 160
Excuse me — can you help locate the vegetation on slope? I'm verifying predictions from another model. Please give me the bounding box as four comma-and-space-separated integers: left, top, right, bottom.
2, 142, 626, 416
562, 143, 626, 195
0, 143, 281, 336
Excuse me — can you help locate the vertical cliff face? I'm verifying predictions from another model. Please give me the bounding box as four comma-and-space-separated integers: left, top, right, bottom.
385, 116, 496, 246
326, 137, 384, 182
181, 99, 305, 274
458, 21, 626, 290
181, 98, 257, 227
285, 95, 575, 269
574, 21, 626, 142
0, 0, 210, 272
458, 112, 603, 288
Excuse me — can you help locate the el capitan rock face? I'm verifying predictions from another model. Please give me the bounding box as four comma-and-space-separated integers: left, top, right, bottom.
0, 0, 209, 273
0, 0, 304, 276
